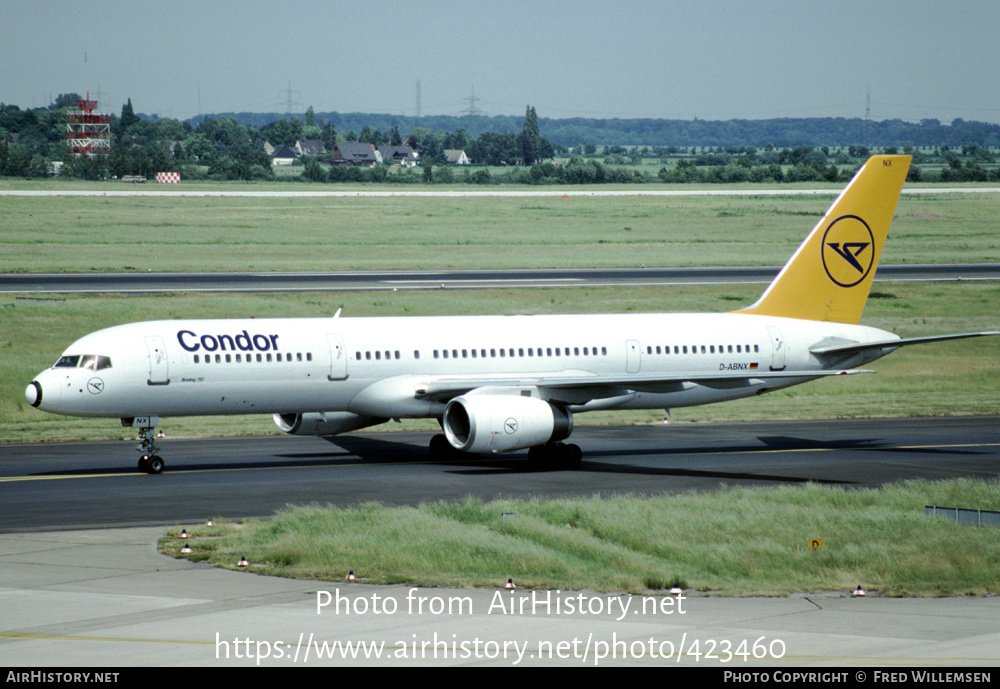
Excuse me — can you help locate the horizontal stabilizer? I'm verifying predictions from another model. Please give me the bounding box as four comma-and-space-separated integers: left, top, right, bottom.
810, 331, 1000, 356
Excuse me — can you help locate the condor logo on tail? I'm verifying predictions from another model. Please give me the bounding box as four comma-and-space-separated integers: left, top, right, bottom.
821, 215, 875, 287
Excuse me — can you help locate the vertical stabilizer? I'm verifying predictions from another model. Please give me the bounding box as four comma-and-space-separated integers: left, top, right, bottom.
736, 155, 911, 323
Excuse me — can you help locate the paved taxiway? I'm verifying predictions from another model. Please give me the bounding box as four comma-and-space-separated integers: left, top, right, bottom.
3, 263, 999, 295
3, 418, 1000, 666
3, 417, 999, 532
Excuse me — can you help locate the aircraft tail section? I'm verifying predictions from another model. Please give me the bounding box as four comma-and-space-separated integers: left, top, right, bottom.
736, 155, 911, 324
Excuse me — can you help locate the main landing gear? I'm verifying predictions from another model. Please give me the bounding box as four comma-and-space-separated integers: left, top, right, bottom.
527, 442, 583, 470
428, 433, 463, 460
126, 416, 165, 474
427, 433, 582, 469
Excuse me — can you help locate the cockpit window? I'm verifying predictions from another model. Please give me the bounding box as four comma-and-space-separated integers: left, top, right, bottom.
54, 354, 112, 370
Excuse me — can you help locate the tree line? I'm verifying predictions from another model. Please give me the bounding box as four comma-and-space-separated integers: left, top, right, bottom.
2, 95, 998, 182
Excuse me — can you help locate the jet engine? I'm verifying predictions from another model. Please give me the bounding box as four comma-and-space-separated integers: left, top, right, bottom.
274, 412, 386, 436
442, 395, 573, 453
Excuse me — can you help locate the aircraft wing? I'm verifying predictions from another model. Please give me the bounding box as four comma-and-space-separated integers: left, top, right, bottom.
414, 368, 872, 403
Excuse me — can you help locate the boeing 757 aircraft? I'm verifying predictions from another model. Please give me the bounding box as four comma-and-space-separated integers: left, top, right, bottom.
25, 155, 997, 473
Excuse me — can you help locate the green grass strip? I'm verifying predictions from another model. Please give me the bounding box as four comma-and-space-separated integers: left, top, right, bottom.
162, 479, 1000, 596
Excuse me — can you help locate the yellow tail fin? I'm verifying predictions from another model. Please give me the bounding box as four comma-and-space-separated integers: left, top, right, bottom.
736, 155, 911, 324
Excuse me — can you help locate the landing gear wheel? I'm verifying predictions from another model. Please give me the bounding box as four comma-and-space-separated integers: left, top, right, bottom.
527, 443, 582, 470
138, 455, 165, 474
561, 443, 583, 468
135, 424, 165, 474
429, 433, 463, 460
146, 455, 164, 474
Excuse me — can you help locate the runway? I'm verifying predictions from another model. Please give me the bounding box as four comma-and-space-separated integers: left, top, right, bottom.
2, 416, 999, 667
2, 417, 998, 533
3, 263, 999, 294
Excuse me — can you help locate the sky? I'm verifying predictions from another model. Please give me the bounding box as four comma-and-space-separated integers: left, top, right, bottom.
3, 0, 999, 124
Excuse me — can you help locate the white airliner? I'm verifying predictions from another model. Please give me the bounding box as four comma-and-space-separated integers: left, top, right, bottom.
25, 155, 997, 473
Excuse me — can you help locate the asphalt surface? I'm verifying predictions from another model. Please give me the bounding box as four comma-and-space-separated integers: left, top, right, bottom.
3, 263, 999, 294
2, 417, 1000, 667
2, 417, 998, 533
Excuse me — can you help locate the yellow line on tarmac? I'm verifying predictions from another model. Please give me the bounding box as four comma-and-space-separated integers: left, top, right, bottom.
0, 631, 211, 645
1, 442, 997, 483
0, 459, 452, 483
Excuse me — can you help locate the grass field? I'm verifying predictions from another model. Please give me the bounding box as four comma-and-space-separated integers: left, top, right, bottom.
2, 187, 999, 272
6, 182, 999, 595
160, 479, 1000, 595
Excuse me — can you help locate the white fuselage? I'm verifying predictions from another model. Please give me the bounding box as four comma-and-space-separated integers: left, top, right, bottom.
28, 311, 894, 421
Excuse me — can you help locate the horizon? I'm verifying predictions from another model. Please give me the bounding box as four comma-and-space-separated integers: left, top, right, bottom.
3, 1, 998, 126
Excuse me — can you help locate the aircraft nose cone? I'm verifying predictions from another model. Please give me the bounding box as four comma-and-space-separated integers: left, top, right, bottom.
25, 381, 43, 408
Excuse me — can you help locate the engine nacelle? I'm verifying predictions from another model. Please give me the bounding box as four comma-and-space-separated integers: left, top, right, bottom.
274, 412, 386, 436
443, 395, 573, 453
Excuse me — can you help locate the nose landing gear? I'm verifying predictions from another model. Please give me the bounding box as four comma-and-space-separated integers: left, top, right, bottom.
126, 416, 165, 474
